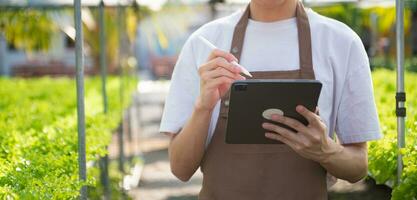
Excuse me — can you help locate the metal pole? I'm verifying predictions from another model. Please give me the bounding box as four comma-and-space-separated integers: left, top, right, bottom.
99, 0, 108, 114
74, 0, 87, 199
98, 1, 111, 199
127, 107, 132, 163
118, 5, 124, 111
395, 0, 406, 185
117, 3, 125, 174
0, 32, 7, 76
370, 13, 379, 59
99, 155, 110, 199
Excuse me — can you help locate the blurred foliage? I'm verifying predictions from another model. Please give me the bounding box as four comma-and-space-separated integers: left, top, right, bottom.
1, 2, 416, 66
314, 2, 417, 60
0, 5, 151, 72
371, 56, 417, 72
0, 76, 137, 199
369, 69, 417, 199
84, 6, 152, 73
313, 3, 411, 37
0, 9, 56, 51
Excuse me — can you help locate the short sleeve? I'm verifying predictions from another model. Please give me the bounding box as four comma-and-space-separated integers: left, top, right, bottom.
159, 37, 200, 134
335, 37, 382, 144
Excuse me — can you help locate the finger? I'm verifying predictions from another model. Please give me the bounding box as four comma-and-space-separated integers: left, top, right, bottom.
269, 114, 318, 141
296, 105, 321, 126
206, 76, 235, 89
206, 68, 245, 80
201, 57, 241, 74
262, 123, 301, 144
212, 57, 241, 74
207, 49, 238, 63
270, 114, 308, 133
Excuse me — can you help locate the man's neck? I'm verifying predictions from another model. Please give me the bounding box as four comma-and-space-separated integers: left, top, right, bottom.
249, 0, 298, 22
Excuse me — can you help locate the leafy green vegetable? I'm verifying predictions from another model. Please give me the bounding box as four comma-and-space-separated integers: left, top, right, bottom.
369, 69, 417, 199
0, 76, 137, 199
0, 70, 416, 199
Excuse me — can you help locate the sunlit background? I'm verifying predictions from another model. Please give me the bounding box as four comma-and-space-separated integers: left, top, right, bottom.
0, 0, 416, 199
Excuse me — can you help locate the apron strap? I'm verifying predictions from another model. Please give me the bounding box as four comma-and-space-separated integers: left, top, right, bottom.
296, 2, 314, 76
230, 1, 315, 78
230, 5, 250, 62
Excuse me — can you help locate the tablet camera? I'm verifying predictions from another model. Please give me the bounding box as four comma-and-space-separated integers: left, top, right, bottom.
234, 84, 247, 91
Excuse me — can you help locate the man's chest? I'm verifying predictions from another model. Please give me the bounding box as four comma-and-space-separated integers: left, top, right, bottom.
238, 31, 301, 72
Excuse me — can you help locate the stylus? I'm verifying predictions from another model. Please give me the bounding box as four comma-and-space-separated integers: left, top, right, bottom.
198, 35, 253, 77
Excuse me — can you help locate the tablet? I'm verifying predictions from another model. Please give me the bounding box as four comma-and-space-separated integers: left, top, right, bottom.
225, 79, 322, 144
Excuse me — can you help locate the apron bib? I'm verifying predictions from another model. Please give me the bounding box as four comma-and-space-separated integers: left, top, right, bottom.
199, 2, 327, 200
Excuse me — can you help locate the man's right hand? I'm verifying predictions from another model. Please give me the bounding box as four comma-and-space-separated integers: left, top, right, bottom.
196, 49, 246, 111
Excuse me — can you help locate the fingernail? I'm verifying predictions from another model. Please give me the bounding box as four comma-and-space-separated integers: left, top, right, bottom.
271, 114, 279, 120
297, 105, 304, 112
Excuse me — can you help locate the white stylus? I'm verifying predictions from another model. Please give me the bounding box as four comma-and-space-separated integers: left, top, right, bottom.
198, 35, 253, 77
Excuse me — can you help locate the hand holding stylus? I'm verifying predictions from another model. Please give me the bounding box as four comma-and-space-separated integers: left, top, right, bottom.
196, 48, 246, 111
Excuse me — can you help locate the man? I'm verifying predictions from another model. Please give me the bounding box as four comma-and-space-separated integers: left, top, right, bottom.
160, 0, 381, 199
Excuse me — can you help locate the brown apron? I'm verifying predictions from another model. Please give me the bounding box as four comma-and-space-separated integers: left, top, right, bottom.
199, 2, 327, 200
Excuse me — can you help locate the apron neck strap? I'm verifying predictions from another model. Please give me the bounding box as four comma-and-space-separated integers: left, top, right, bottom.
230, 1, 314, 74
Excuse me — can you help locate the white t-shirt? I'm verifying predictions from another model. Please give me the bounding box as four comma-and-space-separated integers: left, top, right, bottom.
160, 8, 382, 145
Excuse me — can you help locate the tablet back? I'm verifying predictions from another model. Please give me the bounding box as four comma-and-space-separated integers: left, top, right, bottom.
225, 79, 322, 144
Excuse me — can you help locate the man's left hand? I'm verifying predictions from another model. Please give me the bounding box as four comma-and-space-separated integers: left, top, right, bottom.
262, 105, 343, 164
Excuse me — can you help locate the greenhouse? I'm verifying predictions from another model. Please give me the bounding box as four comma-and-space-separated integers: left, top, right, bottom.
0, 0, 416, 199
